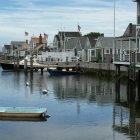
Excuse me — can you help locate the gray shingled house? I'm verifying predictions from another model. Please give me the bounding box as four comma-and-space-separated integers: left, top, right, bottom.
2, 45, 11, 59
89, 37, 114, 63
64, 37, 92, 62
53, 31, 81, 52
114, 23, 136, 63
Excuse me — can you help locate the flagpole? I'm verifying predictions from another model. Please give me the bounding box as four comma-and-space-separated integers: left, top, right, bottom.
114, 0, 115, 38
63, 27, 66, 52
113, 0, 116, 62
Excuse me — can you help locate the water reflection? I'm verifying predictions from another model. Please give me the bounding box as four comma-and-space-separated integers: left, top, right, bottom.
114, 78, 140, 139
0, 68, 139, 140
49, 75, 115, 104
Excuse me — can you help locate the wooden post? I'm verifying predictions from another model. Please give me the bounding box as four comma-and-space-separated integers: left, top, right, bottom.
16, 51, 19, 71
24, 59, 27, 72
116, 65, 120, 77
138, 70, 140, 102
41, 68, 43, 75
127, 68, 130, 104
14, 56, 16, 70
115, 65, 120, 103
30, 56, 33, 73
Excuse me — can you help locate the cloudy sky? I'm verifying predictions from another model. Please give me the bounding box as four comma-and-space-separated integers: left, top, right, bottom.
0, 0, 137, 48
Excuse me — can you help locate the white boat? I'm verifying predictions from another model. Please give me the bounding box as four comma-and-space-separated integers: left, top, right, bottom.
0, 107, 48, 119
0, 55, 46, 71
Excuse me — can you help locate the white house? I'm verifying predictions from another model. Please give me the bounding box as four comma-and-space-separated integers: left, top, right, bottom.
37, 36, 93, 63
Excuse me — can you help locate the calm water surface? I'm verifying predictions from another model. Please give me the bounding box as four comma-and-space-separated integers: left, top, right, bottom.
0, 67, 138, 140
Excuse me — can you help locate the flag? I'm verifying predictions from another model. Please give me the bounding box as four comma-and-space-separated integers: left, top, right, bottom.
25, 31, 29, 36
78, 24, 81, 32
44, 33, 48, 39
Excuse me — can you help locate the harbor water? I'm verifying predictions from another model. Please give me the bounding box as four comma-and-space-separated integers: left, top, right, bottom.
0, 67, 138, 140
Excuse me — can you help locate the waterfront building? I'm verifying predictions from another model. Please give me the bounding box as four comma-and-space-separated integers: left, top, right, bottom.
37, 36, 94, 63
64, 36, 91, 62
89, 37, 114, 63
113, 0, 140, 67
2, 45, 11, 59
53, 31, 81, 52
30, 34, 48, 55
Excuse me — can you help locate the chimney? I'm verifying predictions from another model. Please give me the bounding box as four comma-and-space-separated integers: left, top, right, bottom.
39, 34, 42, 44
129, 23, 133, 34
26, 40, 28, 44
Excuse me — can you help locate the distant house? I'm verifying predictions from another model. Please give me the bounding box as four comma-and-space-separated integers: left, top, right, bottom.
10, 41, 29, 57
122, 23, 136, 37
89, 37, 114, 63
2, 45, 11, 59
65, 37, 91, 62
87, 37, 97, 62
114, 23, 136, 63
30, 34, 48, 55
1, 41, 29, 59
53, 31, 81, 51
37, 36, 92, 63
2, 45, 11, 55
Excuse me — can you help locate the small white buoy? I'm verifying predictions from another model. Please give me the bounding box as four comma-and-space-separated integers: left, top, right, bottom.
26, 82, 30, 86
42, 89, 48, 94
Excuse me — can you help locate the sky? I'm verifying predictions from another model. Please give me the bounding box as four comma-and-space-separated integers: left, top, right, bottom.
0, 0, 137, 48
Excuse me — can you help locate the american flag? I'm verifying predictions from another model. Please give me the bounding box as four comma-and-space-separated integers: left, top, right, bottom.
78, 25, 81, 32
25, 31, 29, 36
44, 33, 48, 39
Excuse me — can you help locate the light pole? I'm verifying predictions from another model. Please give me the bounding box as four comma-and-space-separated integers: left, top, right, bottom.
113, 0, 116, 62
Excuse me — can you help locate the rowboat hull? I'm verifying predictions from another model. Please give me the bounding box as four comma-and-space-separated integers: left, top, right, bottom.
0, 107, 47, 119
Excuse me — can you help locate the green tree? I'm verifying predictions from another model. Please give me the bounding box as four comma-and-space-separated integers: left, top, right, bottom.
83, 32, 104, 39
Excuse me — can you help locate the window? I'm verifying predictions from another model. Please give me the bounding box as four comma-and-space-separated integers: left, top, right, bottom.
105, 49, 110, 54
110, 49, 112, 54
91, 50, 95, 56
126, 50, 129, 55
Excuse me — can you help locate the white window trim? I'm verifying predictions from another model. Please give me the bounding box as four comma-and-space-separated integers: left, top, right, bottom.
91, 50, 96, 57
104, 49, 110, 54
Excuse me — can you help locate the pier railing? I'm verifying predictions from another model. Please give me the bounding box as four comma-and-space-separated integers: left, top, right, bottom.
114, 54, 129, 62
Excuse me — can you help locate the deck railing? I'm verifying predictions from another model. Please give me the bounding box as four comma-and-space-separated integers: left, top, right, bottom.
114, 54, 129, 62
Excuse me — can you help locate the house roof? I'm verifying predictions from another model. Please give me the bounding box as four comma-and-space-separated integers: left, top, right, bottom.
123, 23, 136, 37
56, 31, 81, 42
4, 45, 11, 50
79, 37, 88, 49
65, 37, 90, 50
88, 37, 97, 48
65, 38, 78, 50
95, 37, 114, 49
54, 35, 60, 41
31, 37, 47, 44
11, 41, 25, 45
58, 32, 81, 38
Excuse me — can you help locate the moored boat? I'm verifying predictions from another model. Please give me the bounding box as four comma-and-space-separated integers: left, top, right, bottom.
0, 63, 24, 70
47, 65, 81, 76
0, 107, 47, 119
0, 55, 44, 71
